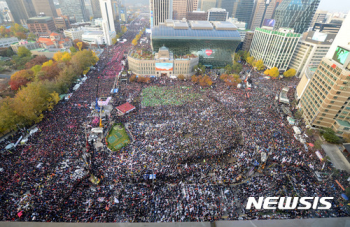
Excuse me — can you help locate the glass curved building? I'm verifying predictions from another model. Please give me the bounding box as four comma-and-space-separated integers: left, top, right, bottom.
151, 20, 241, 67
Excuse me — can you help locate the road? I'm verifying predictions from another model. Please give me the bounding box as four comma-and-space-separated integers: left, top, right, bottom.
322, 143, 350, 173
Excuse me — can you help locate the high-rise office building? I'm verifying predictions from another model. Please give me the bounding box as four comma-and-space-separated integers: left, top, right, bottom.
58, 0, 89, 22
297, 13, 350, 134
207, 8, 228, 21
217, 0, 234, 17
173, 0, 187, 19
232, 0, 255, 28
242, 30, 254, 51
310, 10, 327, 28
312, 23, 341, 34
250, 0, 276, 31
150, 0, 173, 27
288, 31, 336, 77
249, 27, 300, 71
200, 0, 216, 12
100, 0, 116, 45
5, 0, 36, 25
173, 0, 198, 20
32, 0, 58, 18
91, 0, 102, 18
274, 0, 320, 34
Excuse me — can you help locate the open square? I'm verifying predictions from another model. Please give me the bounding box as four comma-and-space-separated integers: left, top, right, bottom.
106, 123, 130, 151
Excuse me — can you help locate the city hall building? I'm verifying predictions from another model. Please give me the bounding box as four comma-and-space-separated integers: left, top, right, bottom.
128, 46, 199, 78
151, 19, 241, 67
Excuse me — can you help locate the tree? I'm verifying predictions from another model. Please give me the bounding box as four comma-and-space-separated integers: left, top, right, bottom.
265, 67, 279, 78
193, 64, 205, 75
25, 55, 48, 69
6, 47, 14, 57
70, 50, 98, 75
112, 37, 118, 45
9, 69, 34, 90
321, 128, 342, 144
69, 46, 77, 54
13, 82, 59, 125
243, 51, 250, 62
27, 33, 36, 41
191, 75, 201, 84
234, 53, 241, 62
177, 74, 185, 80
31, 65, 42, 76
220, 73, 229, 81
90, 16, 94, 21
137, 76, 150, 83
0, 97, 22, 134
17, 46, 31, 57
41, 62, 61, 80
42, 60, 54, 68
224, 64, 232, 74
232, 62, 242, 73
246, 56, 255, 66
132, 39, 138, 46
199, 75, 212, 87
15, 32, 26, 39
129, 74, 137, 82
77, 42, 83, 51
73, 39, 88, 50
283, 68, 297, 78
254, 60, 264, 71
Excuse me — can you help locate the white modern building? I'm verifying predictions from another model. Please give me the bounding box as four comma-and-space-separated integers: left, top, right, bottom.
100, 0, 116, 45
150, 0, 173, 27
64, 26, 102, 40
288, 31, 336, 77
0, 37, 19, 48
249, 27, 301, 71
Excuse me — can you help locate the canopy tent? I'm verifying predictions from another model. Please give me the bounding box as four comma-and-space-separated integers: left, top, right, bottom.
287, 116, 295, 125
116, 102, 136, 115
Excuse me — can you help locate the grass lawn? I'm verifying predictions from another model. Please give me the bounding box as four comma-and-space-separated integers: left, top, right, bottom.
107, 123, 130, 151
141, 86, 201, 107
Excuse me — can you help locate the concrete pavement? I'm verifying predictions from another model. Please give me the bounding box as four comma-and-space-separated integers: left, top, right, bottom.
322, 143, 350, 173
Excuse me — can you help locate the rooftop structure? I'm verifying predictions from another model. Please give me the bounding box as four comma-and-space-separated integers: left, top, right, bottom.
151, 19, 241, 67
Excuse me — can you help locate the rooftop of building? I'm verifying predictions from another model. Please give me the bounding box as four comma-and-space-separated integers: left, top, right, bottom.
207, 8, 227, 12
256, 27, 301, 37
31, 48, 67, 52
300, 31, 336, 45
152, 20, 240, 40
336, 119, 350, 127
82, 31, 104, 36
27, 16, 53, 23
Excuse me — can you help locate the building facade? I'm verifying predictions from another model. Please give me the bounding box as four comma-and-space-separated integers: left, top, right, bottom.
32, 0, 58, 18
54, 16, 76, 30
91, 0, 102, 19
128, 46, 199, 78
217, 0, 234, 17
250, 0, 276, 31
274, 0, 320, 34
200, 0, 216, 12
249, 27, 300, 71
312, 23, 341, 34
207, 8, 228, 21
150, 0, 173, 27
11, 40, 40, 53
100, 0, 116, 45
186, 11, 208, 21
242, 31, 254, 51
288, 31, 336, 77
310, 10, 327, 28
298, 14, 350, 135
232, 0, 255, 29
173, 0, 187, 20
5, 0, 36, 25
58, 0, 89, 22
151, 20, 241, 67
27, 16, 56, 36
0, 37, 19, 48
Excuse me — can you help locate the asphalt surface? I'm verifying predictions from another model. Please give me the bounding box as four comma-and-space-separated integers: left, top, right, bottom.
322, 143, 350, 173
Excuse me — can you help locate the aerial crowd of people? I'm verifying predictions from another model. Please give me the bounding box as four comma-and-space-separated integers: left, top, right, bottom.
0, 19, 349, 223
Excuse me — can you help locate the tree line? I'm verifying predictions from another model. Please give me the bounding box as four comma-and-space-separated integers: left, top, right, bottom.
0, 49, 99, 135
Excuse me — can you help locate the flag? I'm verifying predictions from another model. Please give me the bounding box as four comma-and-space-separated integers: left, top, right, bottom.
18, 211, 23, 217
331, 64, 336, 69
114, 197, 119, 203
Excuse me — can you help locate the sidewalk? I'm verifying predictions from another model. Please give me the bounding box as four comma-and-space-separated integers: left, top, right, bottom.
322, 143, 350, 173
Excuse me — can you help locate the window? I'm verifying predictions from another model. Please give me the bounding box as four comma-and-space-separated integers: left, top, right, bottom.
336, 91, 341, 94
327, 105, 332, 108
334, 96, 338, 99
331, 101, 335, 104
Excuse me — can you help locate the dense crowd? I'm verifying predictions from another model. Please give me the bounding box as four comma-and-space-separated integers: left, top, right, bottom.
1, 20, 350, 222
